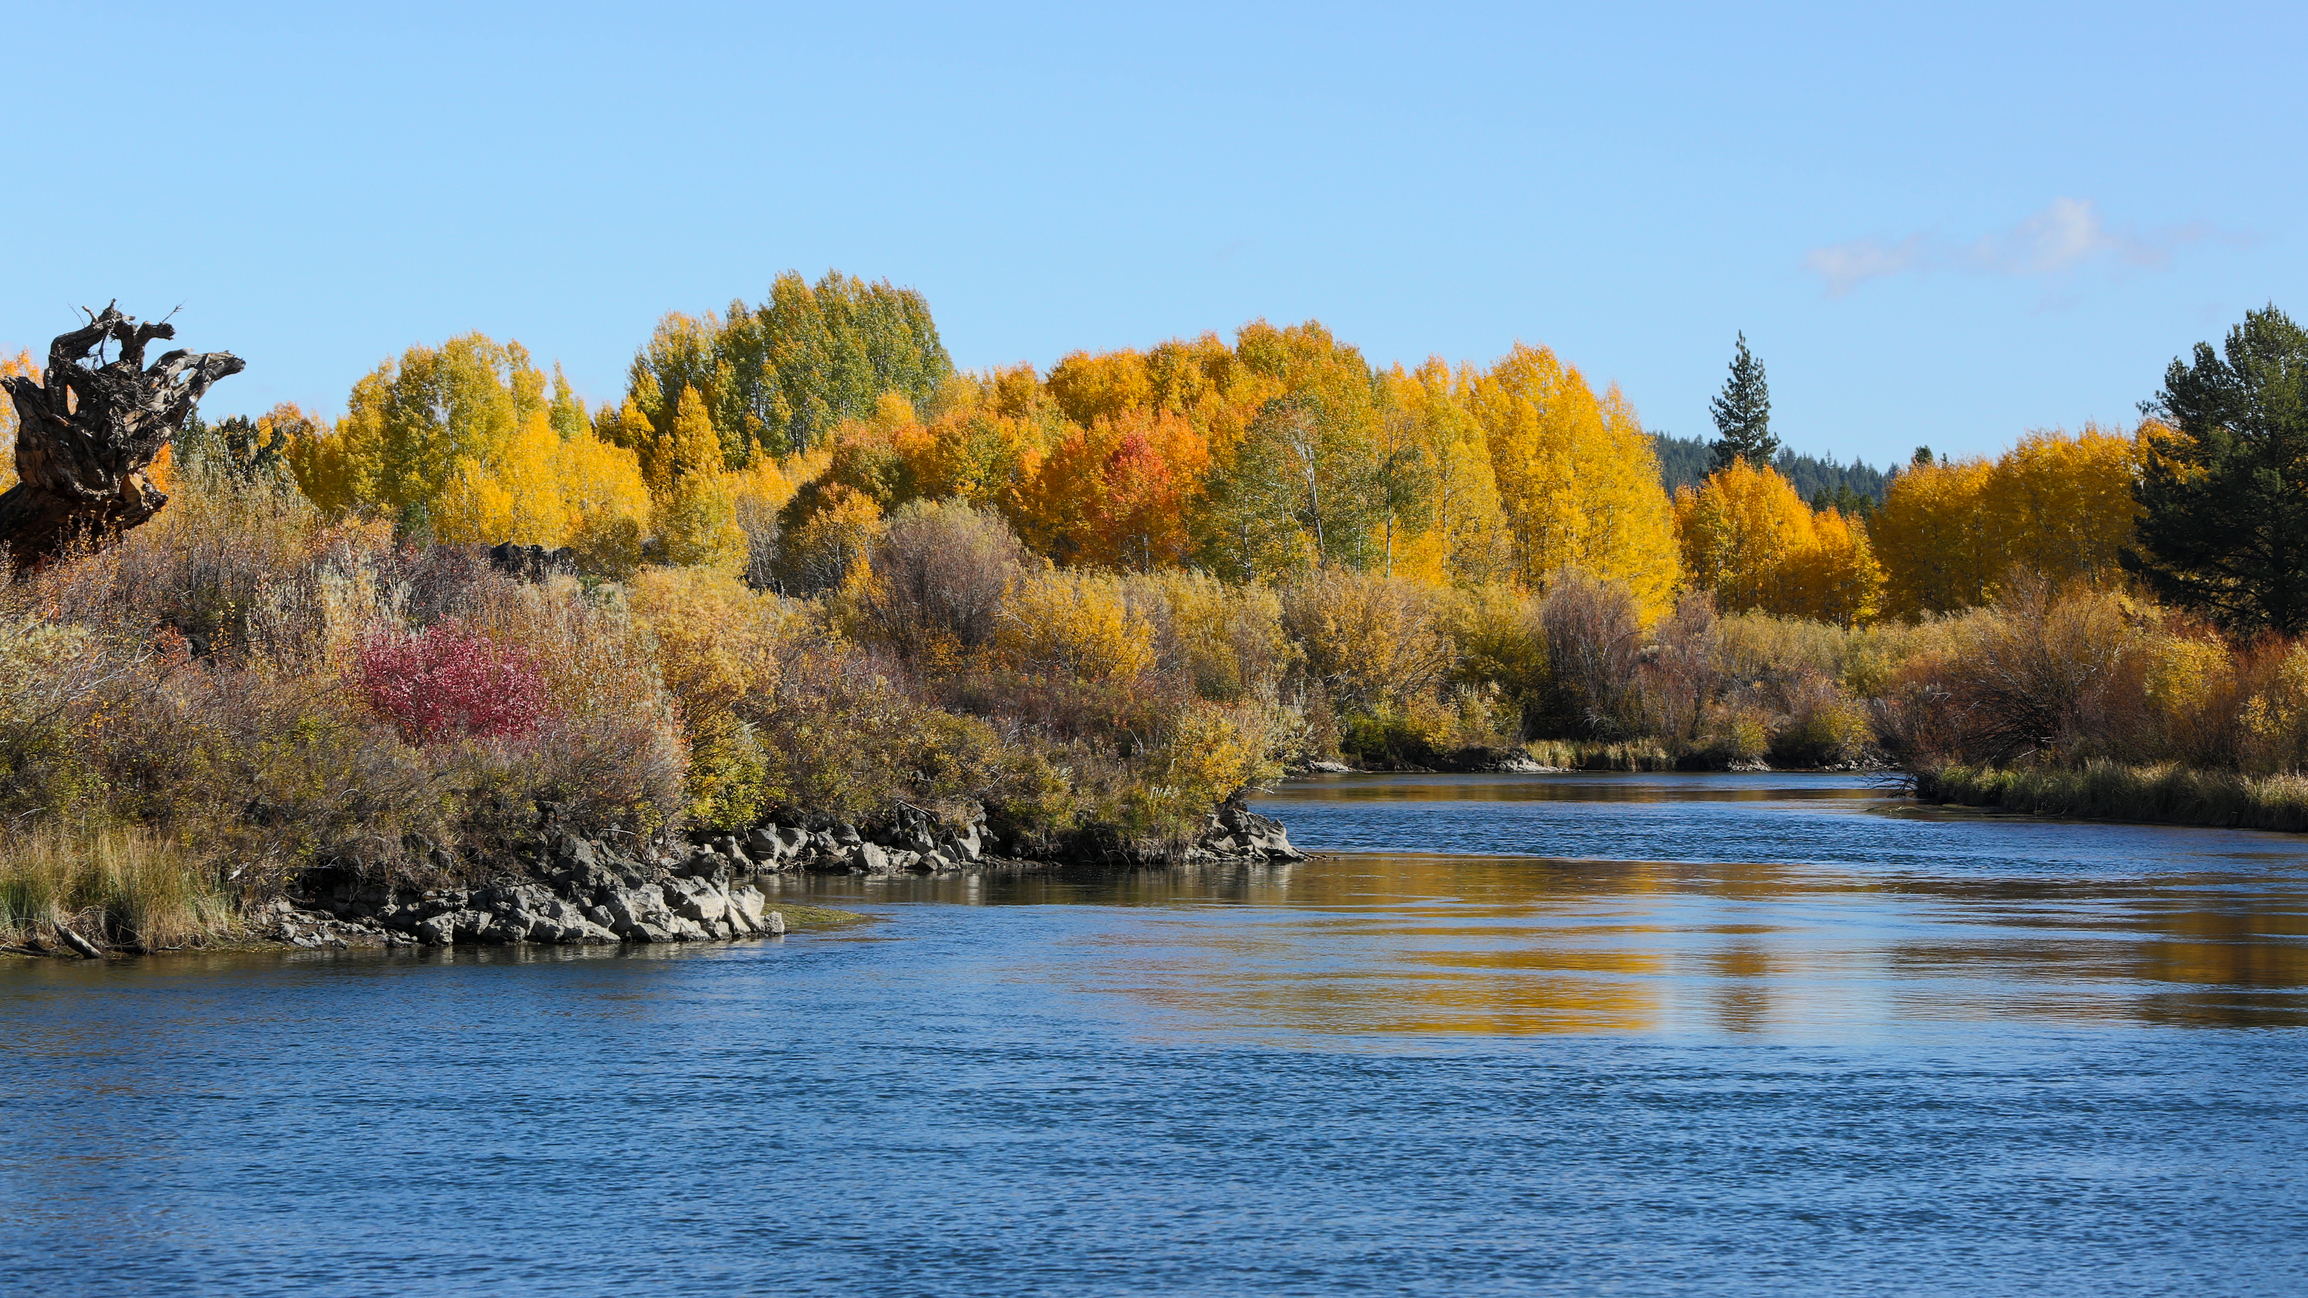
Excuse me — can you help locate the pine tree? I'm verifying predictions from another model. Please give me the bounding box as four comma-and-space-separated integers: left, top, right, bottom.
2123, 305, 2308, 634
1707, 332, 1777, 470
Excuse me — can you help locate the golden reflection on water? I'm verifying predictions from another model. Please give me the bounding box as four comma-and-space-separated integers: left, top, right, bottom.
787, 851, 2308, 1036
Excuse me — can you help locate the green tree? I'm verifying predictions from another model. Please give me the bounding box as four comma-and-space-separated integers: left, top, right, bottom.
2124, 305, 2308, 634
1708, 331, 1777, 470
622, 271, 954, 467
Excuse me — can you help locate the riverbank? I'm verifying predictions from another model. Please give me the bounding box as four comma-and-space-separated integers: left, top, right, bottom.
1, 795, 1306, 959
1916, 760, 2308, 833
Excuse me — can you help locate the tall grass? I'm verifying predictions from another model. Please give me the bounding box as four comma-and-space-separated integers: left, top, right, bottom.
0, 825, 236, 952
1920, 760, 2308, 833
1522, 739, 1680, 771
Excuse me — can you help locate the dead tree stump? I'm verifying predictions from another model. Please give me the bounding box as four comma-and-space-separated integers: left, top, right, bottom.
0, 303, 243, 567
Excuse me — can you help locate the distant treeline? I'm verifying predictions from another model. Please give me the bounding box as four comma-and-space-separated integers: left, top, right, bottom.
1653, 432, 1889, 512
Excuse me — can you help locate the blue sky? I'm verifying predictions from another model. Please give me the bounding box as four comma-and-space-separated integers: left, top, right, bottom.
2, 1, 2296, 467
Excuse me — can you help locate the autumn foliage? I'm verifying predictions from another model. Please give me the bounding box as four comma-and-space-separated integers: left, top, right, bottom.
356, 620, 549, 745
22, 274, 2308, 916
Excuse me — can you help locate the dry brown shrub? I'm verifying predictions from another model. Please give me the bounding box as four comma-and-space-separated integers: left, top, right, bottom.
857, 500, 1028, 665
1535, 568, 1642, 738
1939, 577, 2145, 763
1637, 592, 1721, 746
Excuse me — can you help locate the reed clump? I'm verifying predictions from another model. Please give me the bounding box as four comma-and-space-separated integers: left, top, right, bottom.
1520, 739, 1681, 771
0, 825, 237, 952
1920, 761, 2308, 833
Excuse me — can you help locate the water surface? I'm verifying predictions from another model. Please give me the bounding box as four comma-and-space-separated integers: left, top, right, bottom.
4, 773, 2304, 1295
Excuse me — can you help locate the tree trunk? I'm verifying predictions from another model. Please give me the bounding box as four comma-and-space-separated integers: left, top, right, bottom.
0, 303, 243, 568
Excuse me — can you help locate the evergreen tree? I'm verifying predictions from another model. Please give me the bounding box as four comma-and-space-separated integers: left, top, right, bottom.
1707, 332, 1777, 470
2123, 305, 2308, 634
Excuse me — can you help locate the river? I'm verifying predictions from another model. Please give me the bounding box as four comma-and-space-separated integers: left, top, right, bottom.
4, 773, 2305, 1295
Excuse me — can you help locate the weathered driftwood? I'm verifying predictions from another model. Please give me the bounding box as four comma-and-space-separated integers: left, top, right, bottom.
0, 304, 243, 567
50, 922, 103, 959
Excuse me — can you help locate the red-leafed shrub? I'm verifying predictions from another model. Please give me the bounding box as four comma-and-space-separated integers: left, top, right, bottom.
357, 620, 548, 744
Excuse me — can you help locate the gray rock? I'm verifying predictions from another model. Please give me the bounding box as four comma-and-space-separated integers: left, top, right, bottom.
668, 881, 731, 925
728, 885, 768, 930
600, 886, 676, 939
415, 913, 457, 946
767, 910, 787, 936
849, 842, 891, 873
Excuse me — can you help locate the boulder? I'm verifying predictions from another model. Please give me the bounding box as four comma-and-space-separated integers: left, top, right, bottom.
744, 827, 788, 866
947, 823, 983, 861
600, 885, 678, 940
1196, 793, 1307, 862
666, 878, 731, 926
728, 885, 769, 931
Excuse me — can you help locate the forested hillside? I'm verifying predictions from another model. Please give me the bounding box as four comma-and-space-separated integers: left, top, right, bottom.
1653, 432, 1889, 513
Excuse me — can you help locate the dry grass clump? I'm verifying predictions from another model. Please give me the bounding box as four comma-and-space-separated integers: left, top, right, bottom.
0, 825, 234, 952
1922, 761, 2308, 833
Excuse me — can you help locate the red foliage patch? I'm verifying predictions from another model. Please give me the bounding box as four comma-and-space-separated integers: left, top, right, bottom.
356, 620, 547, 745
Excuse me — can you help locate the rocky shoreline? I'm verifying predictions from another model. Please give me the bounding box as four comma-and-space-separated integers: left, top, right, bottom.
265, 794, 1306, 953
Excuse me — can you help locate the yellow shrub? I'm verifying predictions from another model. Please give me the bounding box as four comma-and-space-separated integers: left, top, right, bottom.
995, 568, 1155, 681
1133, 570, 1291, 701
627, 568, 789, 825
1127, 702, 1284, 842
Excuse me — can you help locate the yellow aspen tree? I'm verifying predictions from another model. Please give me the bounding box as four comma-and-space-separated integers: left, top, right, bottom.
1588, 384, 1682, 619
1466, 344, 1679, 618
497, 412, 574, 545
654, 386, 747, 572
1672, 458, 1877, 621
431, 459, 519, 544
1873, 456, 1998, 617
558, 428, 653, 575
1983, 424, 2139, 586
1674, 459, 1820, 614
298, 333, 548, 535
1380, 359, 1510, 586
286, 418, 358, 515
1045, 349, 1154, 428
1789, 507, 1885, 626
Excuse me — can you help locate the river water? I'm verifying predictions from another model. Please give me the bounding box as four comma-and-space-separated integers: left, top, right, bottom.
5, 773, 2305, 1295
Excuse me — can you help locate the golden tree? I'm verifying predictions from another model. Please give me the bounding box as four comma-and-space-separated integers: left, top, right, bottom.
1466, 344, 1678, 618
1674, 458, 1882, 624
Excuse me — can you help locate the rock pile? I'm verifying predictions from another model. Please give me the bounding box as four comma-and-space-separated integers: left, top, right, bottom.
1186, 794, 1306, 862
275, 797, 1301, 951
278, 803, 1005, 949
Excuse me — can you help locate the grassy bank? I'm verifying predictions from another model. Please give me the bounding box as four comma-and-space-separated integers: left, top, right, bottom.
1918, 761, 2308, 833
0, 826, 240, 953
1521, 739, 1683, 772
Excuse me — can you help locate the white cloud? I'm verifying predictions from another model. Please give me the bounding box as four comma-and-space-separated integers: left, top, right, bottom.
1804, 234, 1928, 297
1805, 198, 2214, 297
